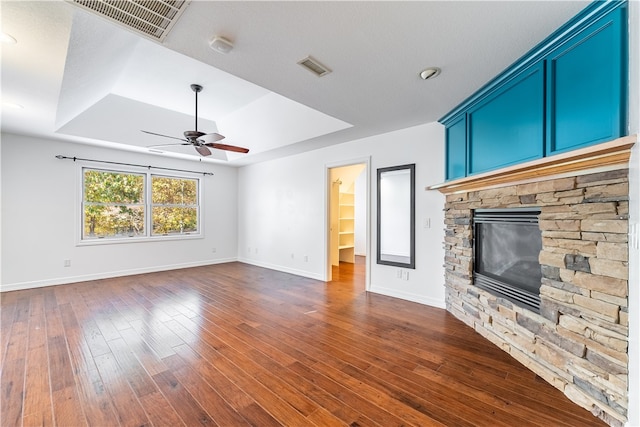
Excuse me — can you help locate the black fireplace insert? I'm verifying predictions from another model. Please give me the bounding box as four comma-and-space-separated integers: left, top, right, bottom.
473, 207, 542, 312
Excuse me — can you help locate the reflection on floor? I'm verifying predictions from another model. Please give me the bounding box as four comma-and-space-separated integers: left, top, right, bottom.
1, 257, 606, 426
331, 255, 365, 289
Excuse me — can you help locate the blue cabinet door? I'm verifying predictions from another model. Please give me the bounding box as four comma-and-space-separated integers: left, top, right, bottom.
445, 114, 467, 180
467, 62, 545, 175
439, 1, 627, 182
546, 6, 626, 154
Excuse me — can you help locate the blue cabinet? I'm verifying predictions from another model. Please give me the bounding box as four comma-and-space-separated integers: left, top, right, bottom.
546, 6, 626, 154
468, 62, 544, 174
445, 114, 466, 180
440, 0, 627, 180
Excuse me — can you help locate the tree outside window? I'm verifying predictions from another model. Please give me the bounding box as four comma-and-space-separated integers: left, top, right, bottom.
151, 176, 198, 235
83, 170, 145, 238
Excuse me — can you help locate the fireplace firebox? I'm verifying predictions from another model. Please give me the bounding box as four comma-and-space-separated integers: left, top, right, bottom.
473, 208, 542, 312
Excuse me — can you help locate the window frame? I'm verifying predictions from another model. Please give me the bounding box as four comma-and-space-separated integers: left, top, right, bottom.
78, 165, 204, 246
150, 173, 200, 237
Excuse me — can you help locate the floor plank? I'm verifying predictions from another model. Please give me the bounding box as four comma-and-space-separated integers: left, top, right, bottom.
1, 295, 29, 427
22, 293, 54, 427
0, 257, 608, 426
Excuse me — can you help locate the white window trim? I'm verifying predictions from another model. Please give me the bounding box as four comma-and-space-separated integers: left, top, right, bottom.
149, 173, 200, 237
76, 164, 204, 246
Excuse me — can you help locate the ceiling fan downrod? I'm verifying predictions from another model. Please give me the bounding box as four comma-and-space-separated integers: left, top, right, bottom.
191, 84, 203, 132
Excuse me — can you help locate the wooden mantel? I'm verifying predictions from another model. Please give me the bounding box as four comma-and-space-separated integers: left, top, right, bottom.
427, 135, 636, 195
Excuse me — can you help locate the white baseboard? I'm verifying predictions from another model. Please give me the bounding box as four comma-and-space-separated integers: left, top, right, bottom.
368, 284, 446, 309
237, 257, 325, 281
0, 258, 237, 292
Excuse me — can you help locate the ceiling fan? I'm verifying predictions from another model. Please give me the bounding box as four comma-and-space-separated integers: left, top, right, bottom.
142, 84, 249, 156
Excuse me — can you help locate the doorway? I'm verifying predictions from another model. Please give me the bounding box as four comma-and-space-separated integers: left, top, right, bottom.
326, 161, 369, 287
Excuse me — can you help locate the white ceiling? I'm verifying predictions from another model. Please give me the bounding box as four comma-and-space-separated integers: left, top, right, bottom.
1, 0, 590, 166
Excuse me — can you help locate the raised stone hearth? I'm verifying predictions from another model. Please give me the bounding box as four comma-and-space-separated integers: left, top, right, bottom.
430, 136, 635, 427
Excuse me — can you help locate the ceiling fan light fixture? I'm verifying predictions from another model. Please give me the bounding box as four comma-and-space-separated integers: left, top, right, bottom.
209, 36, 234, 54
420, 67, 441, 80
143, 84, 249, 157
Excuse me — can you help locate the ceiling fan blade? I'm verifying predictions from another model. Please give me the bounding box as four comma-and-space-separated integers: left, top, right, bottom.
195, 145, 212, 156
204, 142, 250, 153
198, 132, 225, 143
141, 130, 187, 142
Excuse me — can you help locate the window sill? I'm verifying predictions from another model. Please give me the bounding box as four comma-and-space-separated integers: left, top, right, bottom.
77, 233, 203, 246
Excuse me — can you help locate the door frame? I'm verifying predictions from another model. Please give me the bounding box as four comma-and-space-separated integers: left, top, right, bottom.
324, 156, 371, 289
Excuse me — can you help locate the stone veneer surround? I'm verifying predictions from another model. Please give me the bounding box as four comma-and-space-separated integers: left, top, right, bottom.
433, 138, 635, 427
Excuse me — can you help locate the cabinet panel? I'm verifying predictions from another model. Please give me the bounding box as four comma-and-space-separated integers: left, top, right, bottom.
546, 7, 625, 154
445, 115, 467, 180
440, 1, 627, 182
468, 63, 544, 175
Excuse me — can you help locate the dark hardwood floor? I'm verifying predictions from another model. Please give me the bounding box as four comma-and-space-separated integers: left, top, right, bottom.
1, 257, 606, 426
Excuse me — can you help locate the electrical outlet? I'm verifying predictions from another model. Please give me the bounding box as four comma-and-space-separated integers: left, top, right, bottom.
212, 247, 217, 253
304, 255, 309, 262
64, 259, 71, 267
291, 253, 295, 259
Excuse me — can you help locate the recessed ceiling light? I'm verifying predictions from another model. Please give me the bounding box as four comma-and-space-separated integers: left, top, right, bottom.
1, 32, 17, 44
3, 102, 24, 109
420, 67, 441, 80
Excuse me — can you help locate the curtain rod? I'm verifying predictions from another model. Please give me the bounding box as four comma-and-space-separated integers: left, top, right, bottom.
55, 155, 214, 176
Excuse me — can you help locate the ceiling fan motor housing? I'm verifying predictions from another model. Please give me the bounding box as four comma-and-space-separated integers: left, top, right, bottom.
184, 130, 206, 140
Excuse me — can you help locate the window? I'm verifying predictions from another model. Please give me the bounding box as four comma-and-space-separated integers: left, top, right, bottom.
151, 175, 198, 236
82, 168, 200, 242
83, 169, 145, 239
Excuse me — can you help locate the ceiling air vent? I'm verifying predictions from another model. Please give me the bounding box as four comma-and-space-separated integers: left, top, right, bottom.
67, 0, 190, 42
297, 56, 332, 77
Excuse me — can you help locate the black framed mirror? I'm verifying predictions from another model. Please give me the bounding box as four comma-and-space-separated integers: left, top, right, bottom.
376, 164, 415, 269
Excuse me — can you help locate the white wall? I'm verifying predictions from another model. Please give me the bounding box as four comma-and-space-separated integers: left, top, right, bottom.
627, 2, 639, 426
238, 122, 446, 308
627, 134, 639, 427
355, 168, 366, 255
0, 133, 2, 286
1, 133, 239, 291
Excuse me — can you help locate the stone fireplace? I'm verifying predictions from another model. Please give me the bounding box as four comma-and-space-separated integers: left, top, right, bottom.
430, 136, 635, 427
